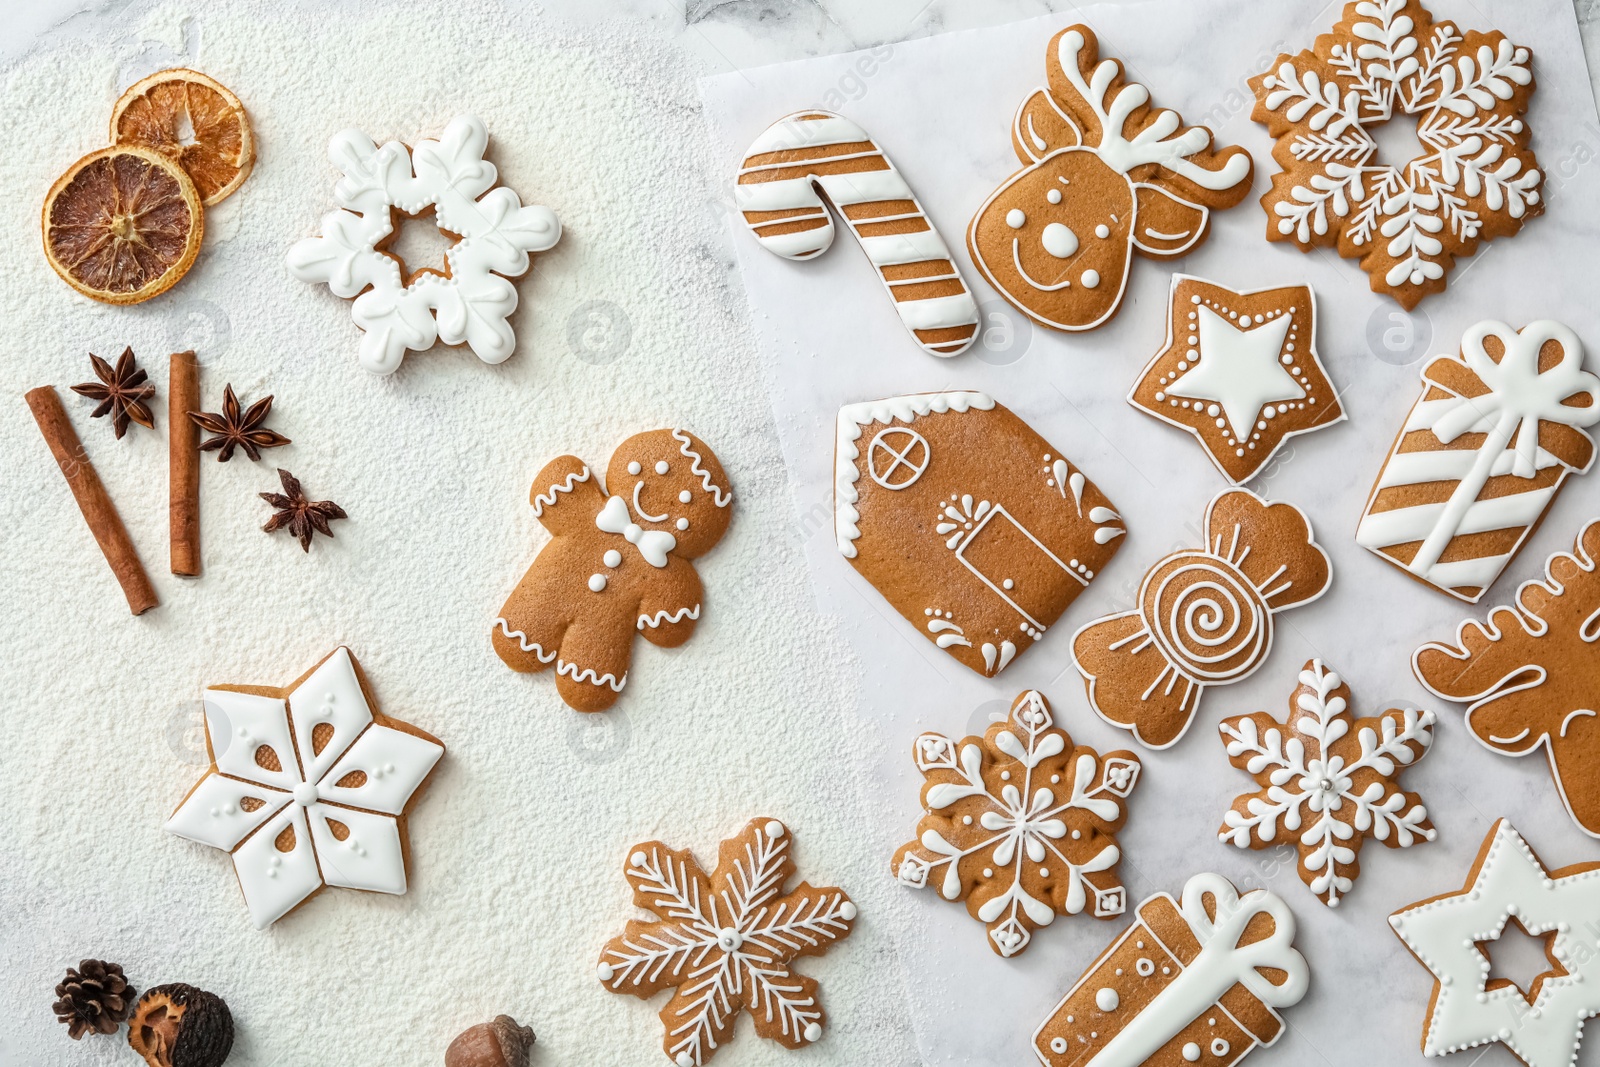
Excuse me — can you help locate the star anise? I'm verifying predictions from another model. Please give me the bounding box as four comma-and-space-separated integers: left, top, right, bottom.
261, 469, 347, 552
189, 384, 291, 462
70, 347, 155, 438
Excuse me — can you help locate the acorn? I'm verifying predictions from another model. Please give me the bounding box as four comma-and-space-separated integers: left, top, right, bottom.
445, 1015, 536, 1067
127, 983, 234, 1067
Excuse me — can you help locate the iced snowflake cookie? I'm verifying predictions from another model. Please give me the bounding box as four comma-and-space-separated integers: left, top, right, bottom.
893, 690, 1140, 958
968, 26, 1252, 332
1250, 0, 1542, 308
1073, 488, 1332, 749
835, 391, 1124, 678
597, 818, 856, 1066
1414, 519, 1600, 838
1218, 659, 1435, 908
493, 429, 731, 712
1128, 276, 1344, 484
1389, 820, 1600, 1067
736, 110, 978, 357
1033, 872, 1309, 1067
286, 114, 560, 375
164, 647, 445, 928
1356, 319, 1599, 603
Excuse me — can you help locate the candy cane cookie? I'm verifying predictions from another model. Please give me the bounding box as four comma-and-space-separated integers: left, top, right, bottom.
736, 110, 979, 357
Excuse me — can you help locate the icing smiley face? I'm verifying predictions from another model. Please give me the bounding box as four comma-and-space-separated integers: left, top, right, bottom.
971, 148, 1134, 322
605, 429, 732, 559
967, 26, 1252, 333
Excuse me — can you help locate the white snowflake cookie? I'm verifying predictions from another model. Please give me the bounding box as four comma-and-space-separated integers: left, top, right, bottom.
286, 114, 560, 374
1250, 0, 1541, 309
165, 647, 445, 928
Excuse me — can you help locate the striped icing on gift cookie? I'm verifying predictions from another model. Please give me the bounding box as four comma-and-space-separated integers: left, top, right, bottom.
736, 110, 979, 357
1356, 320, 1600, 603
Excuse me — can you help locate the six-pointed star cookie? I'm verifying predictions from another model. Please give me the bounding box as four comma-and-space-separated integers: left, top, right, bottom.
1389, 820, 1600, 1067
1129, 275, 1345, 483
1218, 659, 1436, 907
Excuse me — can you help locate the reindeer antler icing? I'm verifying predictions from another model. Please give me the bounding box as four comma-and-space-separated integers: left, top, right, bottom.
1052, 29, 1253, 191
1413, 519, 1600, 837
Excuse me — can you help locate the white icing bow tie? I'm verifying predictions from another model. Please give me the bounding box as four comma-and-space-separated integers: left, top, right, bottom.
596, 495, 676, 567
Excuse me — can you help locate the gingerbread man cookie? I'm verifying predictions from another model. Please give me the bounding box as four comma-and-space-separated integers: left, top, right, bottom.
493, 430, 732, 712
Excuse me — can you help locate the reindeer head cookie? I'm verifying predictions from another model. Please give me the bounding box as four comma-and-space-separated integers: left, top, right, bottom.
493, 429, 732, 712
968, 26, 1253, 332
1414, 519, 1600, 838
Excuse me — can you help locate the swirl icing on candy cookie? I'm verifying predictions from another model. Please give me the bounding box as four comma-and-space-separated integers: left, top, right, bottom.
286, 114, 560, 375
736, 110, 979, 357
1072, 487, 1331, 749
493, 429, 732, 712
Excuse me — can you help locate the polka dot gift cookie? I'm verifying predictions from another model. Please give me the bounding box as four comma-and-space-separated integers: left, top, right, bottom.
1033, 872, 1309, 1067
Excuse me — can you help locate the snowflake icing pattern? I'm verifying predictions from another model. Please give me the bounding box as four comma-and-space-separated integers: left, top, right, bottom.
1250, 0, 1541, 308
892, 690, 1140, 958
164, 647, 445, 928
286, 114, 561, 375
597, 819, 856, 1067
1218, 659, 1436, 907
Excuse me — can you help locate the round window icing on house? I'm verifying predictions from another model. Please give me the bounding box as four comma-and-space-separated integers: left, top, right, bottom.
867, 427, 930, 490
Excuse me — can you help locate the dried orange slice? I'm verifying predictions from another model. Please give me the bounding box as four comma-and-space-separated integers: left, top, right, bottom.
42, 145, 203, 305
111, 68, 253, 206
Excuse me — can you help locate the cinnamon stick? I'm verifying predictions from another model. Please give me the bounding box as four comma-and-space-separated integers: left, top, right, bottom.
169, 350, 201, 576
26, 386, 158, 615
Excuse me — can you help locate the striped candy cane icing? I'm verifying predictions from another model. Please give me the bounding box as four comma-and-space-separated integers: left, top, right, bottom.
736, 110, 979, 357
1357, 320, 1600, 602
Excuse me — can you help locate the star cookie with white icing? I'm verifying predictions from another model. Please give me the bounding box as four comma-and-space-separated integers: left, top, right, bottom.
1389, 819, 1600, 1067
1129, 275, 1344, 484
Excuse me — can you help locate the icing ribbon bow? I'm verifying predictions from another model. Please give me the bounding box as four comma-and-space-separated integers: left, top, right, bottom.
1177, 872, 1309, 1008
596, 495, 676, 568
1430, 319, 1600, 478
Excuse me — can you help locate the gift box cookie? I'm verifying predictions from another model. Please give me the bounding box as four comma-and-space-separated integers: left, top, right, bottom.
1033, 873, 1308, 1067
1356, 319, 1599, 603
834, 390, 1124, 677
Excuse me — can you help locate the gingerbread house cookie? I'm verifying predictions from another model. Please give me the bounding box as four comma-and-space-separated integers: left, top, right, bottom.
835, 390, 1124, 677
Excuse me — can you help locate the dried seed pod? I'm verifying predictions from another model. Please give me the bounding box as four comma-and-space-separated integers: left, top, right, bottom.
444, 1014, 536, 1067
52, 958, 135, 1038
127, 983, 234, 1067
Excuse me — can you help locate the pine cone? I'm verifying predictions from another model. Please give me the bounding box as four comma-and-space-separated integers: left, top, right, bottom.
53, 959, 135, 1039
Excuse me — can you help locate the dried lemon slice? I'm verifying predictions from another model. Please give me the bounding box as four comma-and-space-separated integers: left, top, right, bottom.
42, 145, 203, 305
111, 68, 253, 206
